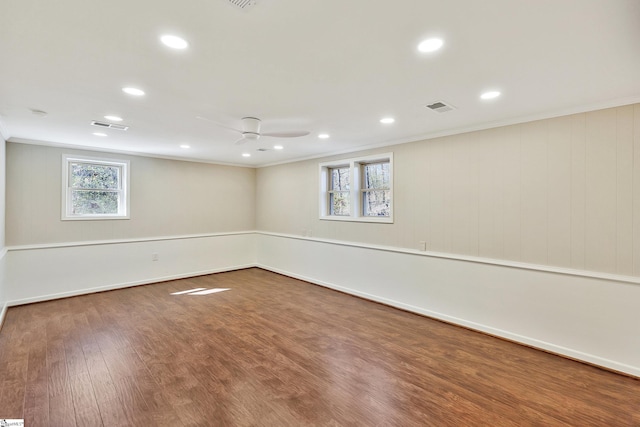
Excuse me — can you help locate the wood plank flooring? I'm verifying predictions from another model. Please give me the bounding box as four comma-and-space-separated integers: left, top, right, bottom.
0, 268, 638, 426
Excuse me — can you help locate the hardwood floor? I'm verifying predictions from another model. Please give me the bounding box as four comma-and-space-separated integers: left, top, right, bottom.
0, 268, 638, 426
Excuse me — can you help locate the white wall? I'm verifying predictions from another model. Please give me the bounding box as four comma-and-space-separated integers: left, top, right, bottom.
5, 232, 256, 304
0, 137, 6, 325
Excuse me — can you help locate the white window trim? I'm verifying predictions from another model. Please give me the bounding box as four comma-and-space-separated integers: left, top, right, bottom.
61, 154, 130, 221
319, 152, 393, 223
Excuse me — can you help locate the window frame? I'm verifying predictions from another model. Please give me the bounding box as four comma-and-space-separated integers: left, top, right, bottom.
61, 154, 130, 221
319, 152, 393, 223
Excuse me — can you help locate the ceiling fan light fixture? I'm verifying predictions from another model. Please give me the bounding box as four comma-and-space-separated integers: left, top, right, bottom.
200, 115, 310, 145
243, 132, 260, 140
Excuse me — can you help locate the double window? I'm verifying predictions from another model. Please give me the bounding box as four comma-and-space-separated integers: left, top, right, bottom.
62, 155, 130, 220
320, 153, 393, 223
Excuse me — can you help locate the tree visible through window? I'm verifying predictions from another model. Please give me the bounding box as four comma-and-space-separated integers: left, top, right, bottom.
329, 166, 350, 215
70, 162, 121, 215
62, 155, 129, 220
362, 162, 390, 217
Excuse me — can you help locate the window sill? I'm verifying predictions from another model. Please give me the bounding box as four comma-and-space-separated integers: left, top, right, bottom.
319, 215, 393, 224
61, 215, 130, 221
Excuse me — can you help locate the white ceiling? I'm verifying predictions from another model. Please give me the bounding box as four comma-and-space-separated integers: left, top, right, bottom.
1, 0, 639, 167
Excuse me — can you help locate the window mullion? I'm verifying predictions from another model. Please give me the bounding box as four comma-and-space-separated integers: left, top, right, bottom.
351, 161, 358, 218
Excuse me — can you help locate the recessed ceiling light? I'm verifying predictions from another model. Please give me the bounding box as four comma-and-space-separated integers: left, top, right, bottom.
418, 38, 444, 53
104, 115, 123, 122
318, 133, 330, 139
380, 117, 395, 124
93, 132, 107, 137
481, 91, 501, 100
273, 145, 284, 150
242, 153, 251, 157
180, 144, 190, 149
122, 87, 145, 96
160, 35, 189, 50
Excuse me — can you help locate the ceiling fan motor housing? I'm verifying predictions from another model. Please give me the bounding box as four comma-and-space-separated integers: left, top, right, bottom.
242, 117, 261, 133
243, 132, 260, 140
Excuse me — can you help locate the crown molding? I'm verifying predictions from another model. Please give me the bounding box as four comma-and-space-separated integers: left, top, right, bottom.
7, 137, 254, 168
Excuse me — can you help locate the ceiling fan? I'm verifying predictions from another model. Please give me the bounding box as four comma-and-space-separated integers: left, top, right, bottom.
197, 116, 310, 145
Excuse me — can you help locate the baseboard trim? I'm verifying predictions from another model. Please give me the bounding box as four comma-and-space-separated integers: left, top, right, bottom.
256, 263, 640, 379
0, 302, 8, 331
6, 263, 257, 307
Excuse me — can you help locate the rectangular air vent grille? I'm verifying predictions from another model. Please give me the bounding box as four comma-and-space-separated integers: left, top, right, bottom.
426, 101, 456, 113
91, 121, 129, 131
225, 0, 257, 10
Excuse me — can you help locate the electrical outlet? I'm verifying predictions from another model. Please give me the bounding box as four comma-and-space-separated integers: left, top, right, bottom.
419, 241, 426, 251
151, 253, 159, 261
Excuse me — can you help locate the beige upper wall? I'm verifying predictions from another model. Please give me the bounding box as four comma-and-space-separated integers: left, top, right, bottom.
0, 139, 5, 249
6, 143, 256, 246
256, 104, 640, 277
0, 139, 6, 305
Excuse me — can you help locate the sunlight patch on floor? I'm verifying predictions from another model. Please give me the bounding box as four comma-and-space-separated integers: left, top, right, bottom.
189, 288, 230, 295
170, 288, 206, 295
170, 288, 230, 296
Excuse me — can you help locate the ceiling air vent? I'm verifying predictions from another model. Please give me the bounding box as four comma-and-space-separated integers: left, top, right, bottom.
91, 121, 129, 131
256, 148, 269, 152
225, 0, 258, 10
426, 101, 456, 113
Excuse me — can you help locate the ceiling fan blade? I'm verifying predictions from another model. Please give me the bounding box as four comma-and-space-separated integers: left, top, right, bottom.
233, 136, 248, 145
196, 116, 242, 133
261, 131, 310, 138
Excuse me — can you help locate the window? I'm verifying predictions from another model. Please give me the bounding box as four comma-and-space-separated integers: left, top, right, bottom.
62, 155, 130, 220
319, 153, 393, 223
329, 166, 350, 216
362, 162, 391, 217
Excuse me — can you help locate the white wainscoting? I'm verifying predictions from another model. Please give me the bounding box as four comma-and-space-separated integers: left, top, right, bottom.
5, 232, 256, 305
255, 232, 640, 378
0, 247, 7, 328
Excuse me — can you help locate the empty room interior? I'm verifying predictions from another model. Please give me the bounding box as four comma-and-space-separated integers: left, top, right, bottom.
1, 0, 640, 425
